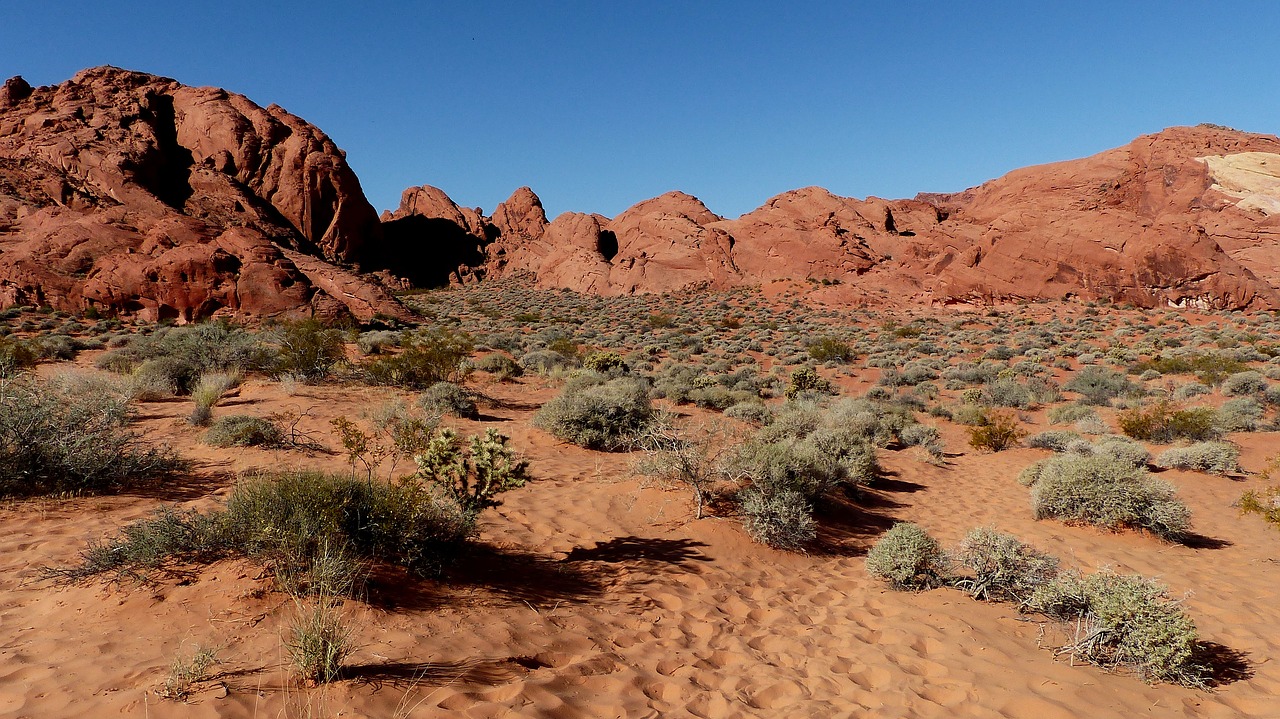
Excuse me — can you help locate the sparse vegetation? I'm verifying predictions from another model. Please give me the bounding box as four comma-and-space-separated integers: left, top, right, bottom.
865, 522, 950, 590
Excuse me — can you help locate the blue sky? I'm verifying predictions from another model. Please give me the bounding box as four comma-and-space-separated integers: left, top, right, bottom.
4, 2, 1278, 218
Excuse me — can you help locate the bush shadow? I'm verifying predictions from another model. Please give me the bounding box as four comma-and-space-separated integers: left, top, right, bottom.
1194, 641, 1254, 686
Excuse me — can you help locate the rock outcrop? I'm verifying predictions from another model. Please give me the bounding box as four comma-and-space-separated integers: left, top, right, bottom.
0, 66, 408, 322
382, 125, 1280, 310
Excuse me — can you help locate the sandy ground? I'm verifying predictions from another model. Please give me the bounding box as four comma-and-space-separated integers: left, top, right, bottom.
1, 362, 1279, 718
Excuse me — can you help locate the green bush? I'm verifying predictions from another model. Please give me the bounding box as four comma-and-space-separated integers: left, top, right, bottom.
1154, 442, 1239, 475
807, 336, 854, 363
1222, 370, 1268, 396
534, 373, 654, 450
475, 353, 522, 379
519, 349, 576, 375
363, 326, 473, 389
1026, 454, 1189, 540
967, 410, 1026, 452
1215, 398, 1263, 433
0, 374, 181, 496
1117, 401, 1219, 443
739, 486, 816, 549
952, 527, 1059, 602
1065, 366, 1137, 406
1026, 430, 1082, 452
271, 319, 347, 383
419, 381, 479, 419
583, 350, 629, 375
784, 367, 835, 399
204, 415, 284, 448
865, 522, 950, 590
1048, 403, 1097, 426
56, 470, 478, 585
0, 336, 38, 375
411, 428, 529, 513
1026, 570, 1206, 685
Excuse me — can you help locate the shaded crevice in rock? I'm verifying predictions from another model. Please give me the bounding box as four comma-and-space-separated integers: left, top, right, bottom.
373, 215, 487, 287
597, 230, 618, 263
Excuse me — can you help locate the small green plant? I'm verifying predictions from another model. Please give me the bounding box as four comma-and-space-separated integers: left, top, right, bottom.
967, 410, 1027, 452
865, 522, 950, 590
188, 370, 242, 426
287, 596, 354, 684
363, 326, 474, 389
159, 644, 218, 701
1240, 458, 1280, 528
412, 428, 529, 513
784, 367, 835, 399
419, 381, 479, 419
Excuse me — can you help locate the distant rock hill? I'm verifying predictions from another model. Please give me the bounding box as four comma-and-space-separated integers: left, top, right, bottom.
385, 126, 1280, 310
2, 67, 1279, 320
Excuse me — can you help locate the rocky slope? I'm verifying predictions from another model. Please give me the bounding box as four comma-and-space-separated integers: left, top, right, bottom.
0, 67, 409, 322
383, 125, 1280, 309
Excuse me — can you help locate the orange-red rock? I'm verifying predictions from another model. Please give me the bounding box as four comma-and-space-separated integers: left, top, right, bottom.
0, 66, 407, 322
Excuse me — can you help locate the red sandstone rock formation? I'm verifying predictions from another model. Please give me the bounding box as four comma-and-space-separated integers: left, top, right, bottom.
383, 125, 1280, 309
0, 66, 408, 322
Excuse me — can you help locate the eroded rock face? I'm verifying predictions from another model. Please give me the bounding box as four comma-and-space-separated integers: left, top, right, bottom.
0, 66, 407, 322
382, 125, 1280, 309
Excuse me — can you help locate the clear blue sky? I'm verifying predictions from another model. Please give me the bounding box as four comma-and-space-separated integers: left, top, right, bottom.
4, 2, 1278, 219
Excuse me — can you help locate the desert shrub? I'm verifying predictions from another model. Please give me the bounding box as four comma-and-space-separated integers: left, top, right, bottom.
981, 377, 1032, 409
363, 326, 474, 390
784, 366, 835, 399
583, 350, 629, 375
271, 319, 346, 384
1240, 483, 1280, 528
419, 381, 479, 419
58, 469, 479, 586
1026, 570, 1206, 685
865, 523, 949, 590
724, 401, 772, 425
131, 356, 200, 397
1090, 435, 1151, 467
1215, 398, 1264, 433
159, 645, 218, 701
287, 597, 353, 683
949, 403, 988, 426
1026, 430, 1082, 452
1065, 366, 1137, 405
1154, 442, 1239, 475
967, 410, 1026, 452
518, 349, 576, 375
99, 321, 267, 381
411, 428, 529, 513
356, 330, 400, 356
807, 336, 854, 363
1222, 370, 1268, 396
952, 527, 1059, 602
1026, 454, 1189, 540
1173, 382, 1211, 400
1047, 404, 1094, 427
0, 374, 181, 496
900, 423, 941, 449
0, 336, 38, 375
475, 353, 522, 380
1117, 401, 1219, 443
204, 415, 283, 448
739, 487, 816, 549
942, 361, 1002, 386
534, 373, 654, 450
189, 370, 242, 425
